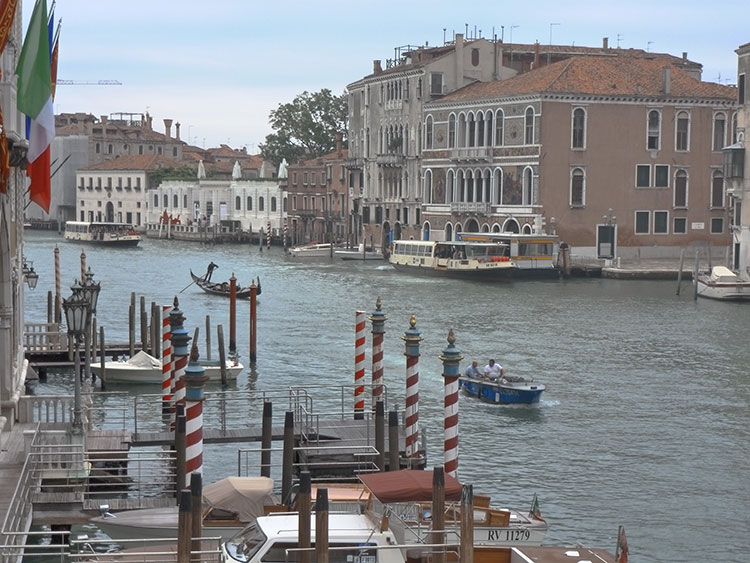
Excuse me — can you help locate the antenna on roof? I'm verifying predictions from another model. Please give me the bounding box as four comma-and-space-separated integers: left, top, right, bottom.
617, 33, 623, 48
647, 41, 653, 52
443, 28, 446, 44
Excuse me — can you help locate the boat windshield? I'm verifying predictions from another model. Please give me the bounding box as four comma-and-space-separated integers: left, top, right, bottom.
225, 523, 267, 562
465, 244, 507, 258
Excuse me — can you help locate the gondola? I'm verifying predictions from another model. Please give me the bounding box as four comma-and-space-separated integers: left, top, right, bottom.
189, 270, 260, 299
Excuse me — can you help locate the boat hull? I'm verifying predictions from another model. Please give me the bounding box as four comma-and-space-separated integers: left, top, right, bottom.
190, 270, 253, 299
459, 377, 545, 404
91, 360, 243, 384
696, 279, 750, 301
91, 507, 240, 541
63, 235, 141, 247
391, 262, 515, 280
335, 250, 384, 261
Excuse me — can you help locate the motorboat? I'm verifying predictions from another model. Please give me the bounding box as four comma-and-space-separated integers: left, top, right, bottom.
289, 242, 343, 257
90, 350, 243, 384
389, 240, 516, 280
696, 266, 750, 301
64, 221, 141, 247
335, 243, 385, 261
460, 374, 545, 405
359, 470, 548, 548
90, 477, 277, 541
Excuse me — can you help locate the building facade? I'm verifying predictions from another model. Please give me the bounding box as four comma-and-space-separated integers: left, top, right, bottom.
420, 54, 736, 258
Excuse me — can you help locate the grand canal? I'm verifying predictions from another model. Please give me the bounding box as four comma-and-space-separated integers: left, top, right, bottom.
22, 230, 750, 563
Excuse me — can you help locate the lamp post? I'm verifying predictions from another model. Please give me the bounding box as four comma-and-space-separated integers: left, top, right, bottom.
78, 267, 101, 383
63, 294, 89, 430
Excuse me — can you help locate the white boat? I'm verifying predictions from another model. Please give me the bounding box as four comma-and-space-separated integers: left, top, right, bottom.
90, 477, 277, 541
389, 240, 516, 280
458, 232, 560, 278
90, 350, 243, 384
289, 242, 342, 257
335, 244, 384, 261
64, 221, 141, 247
696, 266, 750, 301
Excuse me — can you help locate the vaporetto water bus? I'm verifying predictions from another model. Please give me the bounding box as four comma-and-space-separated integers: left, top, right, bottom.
457, 232, 559, 278
64, 221, 141, 247
389, 240, 515, 280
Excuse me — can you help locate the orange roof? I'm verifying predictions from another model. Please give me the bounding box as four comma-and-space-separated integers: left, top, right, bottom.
80, 154, 185, 171
438, 55, 735, 103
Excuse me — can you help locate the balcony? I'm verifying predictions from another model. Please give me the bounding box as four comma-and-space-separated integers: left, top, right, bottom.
344, 156, 365, 169
376, 153, 404, 167
451, 147, 491, 163
450, 202, 492, 215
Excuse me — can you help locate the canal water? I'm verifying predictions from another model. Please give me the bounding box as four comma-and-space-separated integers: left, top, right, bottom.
23, 230, 750, 563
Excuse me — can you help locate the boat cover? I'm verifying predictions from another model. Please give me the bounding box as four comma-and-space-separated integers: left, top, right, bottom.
710, 266, 738, 282
203, 477, 275, 521
359, 470, 462, 503
126, 351, 161, 368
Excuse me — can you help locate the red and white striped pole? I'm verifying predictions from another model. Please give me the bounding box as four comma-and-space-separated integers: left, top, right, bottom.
267, 220, 271, 250
439, 329, 463, 478
354, 311, 366, 419
369, 298, 387, 410
184, 342, 208, 485
161, 305, 173, 416
402, 314, 422, 462
283, 218, 289, 250
169, 298, 191, 428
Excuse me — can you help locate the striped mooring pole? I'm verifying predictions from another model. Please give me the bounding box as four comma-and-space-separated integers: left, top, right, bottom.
54, 245, 61, 323
402, 314, 422, 462
161, 305, 173, 416
169, 298, 191, 428
354, 311, 366, 419
267, 221, 271, 250
369, 297, 387, 410
439, 329, 463, 478
283, 218, 289, 249
183, 342, 208, 486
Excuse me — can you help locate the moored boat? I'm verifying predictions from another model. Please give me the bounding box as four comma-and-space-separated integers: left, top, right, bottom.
64, 221, 141, 247
458, 232, 560, 278
289, 242, 343, 257
90, 350, 243, 384
460, 374, 545, 404
696, 266, 750, 301
335, 243, 384, 261
389, 240, 515, 280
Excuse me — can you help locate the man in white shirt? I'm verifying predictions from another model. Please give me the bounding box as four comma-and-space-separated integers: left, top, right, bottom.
484, 359, 504, 381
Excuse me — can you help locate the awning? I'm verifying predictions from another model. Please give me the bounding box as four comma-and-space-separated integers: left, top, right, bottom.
359, 470, 462, 503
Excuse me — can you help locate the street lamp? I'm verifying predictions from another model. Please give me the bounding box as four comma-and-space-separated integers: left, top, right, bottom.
62, 294, 90, 430
78, 267, 101, 383
22, 257, 39, 289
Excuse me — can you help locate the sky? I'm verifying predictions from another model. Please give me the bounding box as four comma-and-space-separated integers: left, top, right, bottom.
23, 0, 749, 153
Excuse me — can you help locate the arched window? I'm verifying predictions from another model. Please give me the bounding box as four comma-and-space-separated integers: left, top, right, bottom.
468, 113, 476, 147
572, 108, 586, 149
259, 197, 265, 211
445, 223, 453, 241
283, 197, 287, 212
163, 195, 168, 208
486, 111, 493, 146
271, 197, 277, 212
523, 167, 533, 205
448, 114, 456, 148
424, 169, 433, 203
647, 109, 661, 150
425, 116, 434, 149
713, 113, 726, 151
108, 144, 113, 154
676, 111, 690, 151
711, 170, 724, 208
183, 195, 188, 208
173, 195, 178, 208
446, 170, 454, 203
153, 194, 158, 207
476, 113, 485, 147
674, 169, 688, 208
524, 108, 535, 144
494, 169, 503, 204
247, 196, 253, 210
570, 168, 585, 207
235, 196, 241, 210
495, 110, 504, 146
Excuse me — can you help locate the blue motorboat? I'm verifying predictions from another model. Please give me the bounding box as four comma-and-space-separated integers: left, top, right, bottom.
459, 375, 545, 405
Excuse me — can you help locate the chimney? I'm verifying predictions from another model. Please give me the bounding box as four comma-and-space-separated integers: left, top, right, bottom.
682, 52, 688, 64
335, 132, 343, 156
100, 115, 107, 123
603, 37, 609, 49
455, 33, 464, 88
175, 122, 181, 141
164, 119, 173, 139
662, 66, 671, 96
533, 41, 540, 68
373, 60, 383, 74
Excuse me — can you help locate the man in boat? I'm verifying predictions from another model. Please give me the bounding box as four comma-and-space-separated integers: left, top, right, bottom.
205, 261, 219, 281
484, 359, 504, 381
464, 360, 481, 378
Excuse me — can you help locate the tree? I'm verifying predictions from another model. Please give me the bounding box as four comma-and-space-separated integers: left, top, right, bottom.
260, 89, 347, 166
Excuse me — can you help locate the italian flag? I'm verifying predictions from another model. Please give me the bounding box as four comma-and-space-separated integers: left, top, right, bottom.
16, 0, 53, 213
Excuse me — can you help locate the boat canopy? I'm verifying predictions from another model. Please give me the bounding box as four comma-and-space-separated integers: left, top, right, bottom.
710, 266, 738, 282
203, 477, 276, 521
126, 351, 161, 368
359, 469, 462, 503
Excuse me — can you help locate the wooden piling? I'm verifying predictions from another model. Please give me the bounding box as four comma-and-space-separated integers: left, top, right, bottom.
375, 400, 385, 471
99, 327, 106, 390
175, 404, 186, 496
217, 324, 227, 386
432, 467, 446, 563
460, 484, 474, 563
205, 315, 212, 362
177, 489, 191, 563
47, 290, 52, 324
388, 410, 399, 471
151, 302, 159, 358
140, 296, 147, 352
80, 250, 87, 283
676, 248, 685, 295
190, 473, 203, 556
315, 488, 329, 563
298, 472, 312, 563
693, 250, 700, 301
282, 411, 294, 506
261, 402, 272, 478
129, 293, 136, 357
249, 282, 258, 364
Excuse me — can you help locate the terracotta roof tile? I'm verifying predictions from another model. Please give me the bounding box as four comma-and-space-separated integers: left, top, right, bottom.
438, 55, 735, 103
80, 154, 185, 171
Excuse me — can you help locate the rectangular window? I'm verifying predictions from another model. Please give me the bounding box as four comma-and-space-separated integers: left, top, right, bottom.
635, 211, 650, 234
711, 174, 724, 208
654, 211, 668, 234
292, 196, 297, 211
739, 74, 746, 105
676, 113, 689, 151
711, 217, 724, 234
713, 115, 726, 151
636, 165, 651, 187
654, 165, 669, 188
674, 171, 688, 207
292, 172, 298, 185
430, 72, 444, 95
303, 172, 308, 185
363, 206, 370, 224
673, 217, 687, 234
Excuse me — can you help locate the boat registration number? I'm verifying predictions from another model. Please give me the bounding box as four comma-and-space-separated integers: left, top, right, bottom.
485, 528, 531, 542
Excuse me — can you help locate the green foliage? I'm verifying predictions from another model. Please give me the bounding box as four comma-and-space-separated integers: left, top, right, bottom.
147, 166, 201, 187
259, 88, 348, 167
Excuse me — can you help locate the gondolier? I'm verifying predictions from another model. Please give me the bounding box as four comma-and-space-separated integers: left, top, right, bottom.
205, 261, 219, 281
